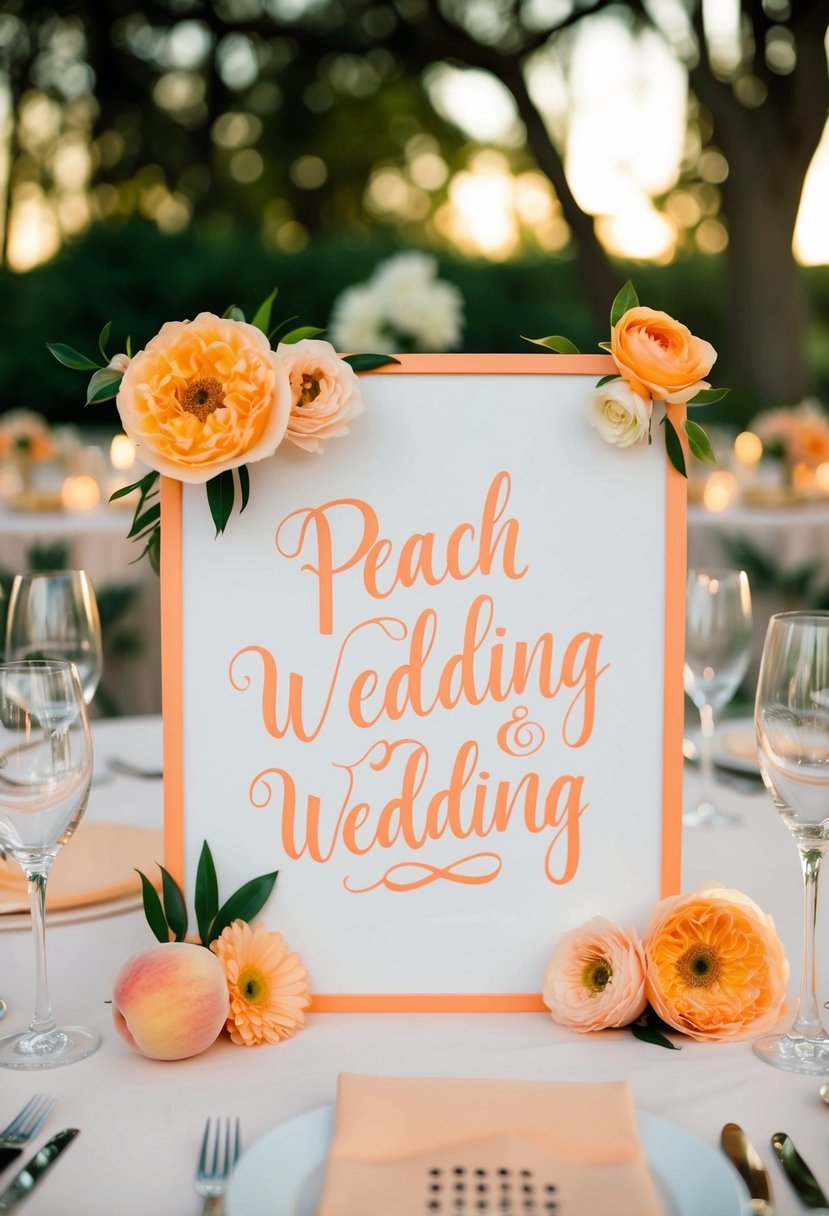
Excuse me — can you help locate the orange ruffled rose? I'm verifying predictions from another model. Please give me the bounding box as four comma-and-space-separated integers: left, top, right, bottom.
611, 306, 717, 405
644, 884, 789, 1042
277, 338, 364, 454
542, 917, 647, 1032
211, 919, 310, 1046
116, 312, 291, 483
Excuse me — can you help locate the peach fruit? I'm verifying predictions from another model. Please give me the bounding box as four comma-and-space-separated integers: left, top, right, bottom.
112, 942, 229, 1061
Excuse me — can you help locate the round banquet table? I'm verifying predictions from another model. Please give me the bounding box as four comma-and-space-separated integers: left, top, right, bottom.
2, 716, 828, 1216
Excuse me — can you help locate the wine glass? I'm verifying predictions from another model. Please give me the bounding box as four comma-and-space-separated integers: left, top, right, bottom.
5, 571, 103, 705
754, 611, 829, 1074
0, 660, 100, 1068
684, 569, 753, 827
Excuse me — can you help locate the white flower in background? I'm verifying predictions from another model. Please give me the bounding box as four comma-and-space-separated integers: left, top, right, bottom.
586, 379, 652, 449
329, 283, 390, 353
329, 252, 465, 353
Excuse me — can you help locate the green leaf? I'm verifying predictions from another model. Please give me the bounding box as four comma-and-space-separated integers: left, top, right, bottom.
279, 325, 326, 345
597, 341, 612, 352
159, 866, 188, 942
98, 321, 112, 362
610, 280, 639, 327
522, 334, 580, 354
126, 335, 133, 358
251, 288, 278, 336
86, 367, 122, 406
664, 415, 687, 478
109, 471, 157, 503
223, 305, 245, 322
595, 374, 621, 388
343, 353, 401, 372
208, 871, 279, 943
206, 469, 235, 536
268, 315, 299, 343
689, 387, 730, 405
684, 419, 716, 466
630, 1021, 680, 1050
237, 465, 250, 513
47, 342, 100, 372
127, 501, 160, 539
147, 527, 161, 576
195, 841, 219, 946
136, 870, 169, 943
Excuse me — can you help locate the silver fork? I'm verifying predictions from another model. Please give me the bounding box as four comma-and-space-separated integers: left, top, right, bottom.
194, 1118, 241, 1215
0, 1096, 56, 1170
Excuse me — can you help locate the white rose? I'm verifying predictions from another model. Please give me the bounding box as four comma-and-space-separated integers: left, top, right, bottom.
329, 284, 390, 353
586, 380, 652, 449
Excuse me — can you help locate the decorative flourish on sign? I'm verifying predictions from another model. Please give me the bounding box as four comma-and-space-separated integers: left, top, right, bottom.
497, 706, 546, 757
344, 853, 503, 893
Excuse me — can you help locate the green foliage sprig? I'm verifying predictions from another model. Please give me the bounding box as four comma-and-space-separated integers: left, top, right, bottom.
137, 840, 278, 948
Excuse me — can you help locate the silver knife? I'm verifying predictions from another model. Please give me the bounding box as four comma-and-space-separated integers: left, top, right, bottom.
720, 1123, 774, 1214
771, 1133, 829, 1211
0, 1129, 79, 1211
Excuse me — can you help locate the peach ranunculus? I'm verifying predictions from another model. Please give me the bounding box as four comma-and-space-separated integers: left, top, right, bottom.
610, 306, 717, 405
115, 312, 291, 483
276, 338, 364, 454
0, 410, 55, 462
542, 917, 648, 1032
211, 919, 310, 1046
644, 884, 789, 1042
586, 379, 652, 449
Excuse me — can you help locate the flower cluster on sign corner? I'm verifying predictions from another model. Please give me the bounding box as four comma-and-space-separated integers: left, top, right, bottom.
542, 884, 789, 1049
48, 293, 399, 571
137, 841, 310, 1048
525, 281, 726, 477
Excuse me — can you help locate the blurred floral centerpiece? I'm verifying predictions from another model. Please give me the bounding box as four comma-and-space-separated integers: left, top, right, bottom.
752, 399, 829, 476
0, 410, 55, 494
330, 252, 465, 354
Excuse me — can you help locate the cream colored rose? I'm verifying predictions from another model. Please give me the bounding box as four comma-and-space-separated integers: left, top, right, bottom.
276, 338, 364, 454
586, 380, 652, 448
108, 353, 131, 373
542, 917, 647, 1033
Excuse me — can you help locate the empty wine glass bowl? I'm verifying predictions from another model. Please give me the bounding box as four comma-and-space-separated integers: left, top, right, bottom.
684, 569, 753, 828
0, 660, 100, 1069
754, 611, 829, 1074
5, 571, 103, 706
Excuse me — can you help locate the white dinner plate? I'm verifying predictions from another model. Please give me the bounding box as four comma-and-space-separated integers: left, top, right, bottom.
226, 1103, 748, 1216
712, 718, 759, 775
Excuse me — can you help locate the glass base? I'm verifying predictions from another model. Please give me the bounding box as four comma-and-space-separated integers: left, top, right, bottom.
753, 1030, 829, 1075
0, 1025, 100, 1070
683, 799, 740, 828
0, 1000, 6, 1021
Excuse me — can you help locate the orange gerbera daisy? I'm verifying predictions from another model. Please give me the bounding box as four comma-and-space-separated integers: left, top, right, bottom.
210, 920, 310, 1046
644, 884, 789, 1042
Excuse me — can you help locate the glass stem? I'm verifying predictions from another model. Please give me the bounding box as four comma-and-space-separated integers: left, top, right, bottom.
698, 702, 716, 808
25, 865, 56, 1037
793, 847, 827, 1040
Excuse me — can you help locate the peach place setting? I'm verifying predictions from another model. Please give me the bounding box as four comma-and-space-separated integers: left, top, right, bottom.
3, 286, 829, 1216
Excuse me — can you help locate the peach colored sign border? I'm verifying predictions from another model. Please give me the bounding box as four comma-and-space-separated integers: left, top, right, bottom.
161, 353, 685, 1013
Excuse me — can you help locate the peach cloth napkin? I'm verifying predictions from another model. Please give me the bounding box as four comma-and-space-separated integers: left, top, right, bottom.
318, 1074, 661, 1216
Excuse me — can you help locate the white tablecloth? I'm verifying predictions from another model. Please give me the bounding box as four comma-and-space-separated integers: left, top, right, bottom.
1, 716, 826, 1215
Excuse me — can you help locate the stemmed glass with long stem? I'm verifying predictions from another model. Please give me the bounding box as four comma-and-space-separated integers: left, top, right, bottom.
0, 660, 100, 1069
754, 611, 829, 1074
683, 569, 753, 827
5, 571, 103, 706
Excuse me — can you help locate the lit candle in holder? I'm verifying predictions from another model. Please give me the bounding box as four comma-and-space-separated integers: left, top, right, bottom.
61, 475, 101, 511
817, 463, 829, 495
734, 430, 762, 466
110, 433, 136, 471
703, 471, 739, 513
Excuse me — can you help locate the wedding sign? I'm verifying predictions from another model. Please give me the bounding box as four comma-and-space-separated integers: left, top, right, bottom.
162, 354, 684, 1010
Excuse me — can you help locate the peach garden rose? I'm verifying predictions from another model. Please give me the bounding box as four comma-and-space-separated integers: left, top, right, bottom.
276, 337, 364, 454
115, 311, 291, 483
644, 884, 789, 1042
610, 306, 716, 405
542, 917, 647, 1032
